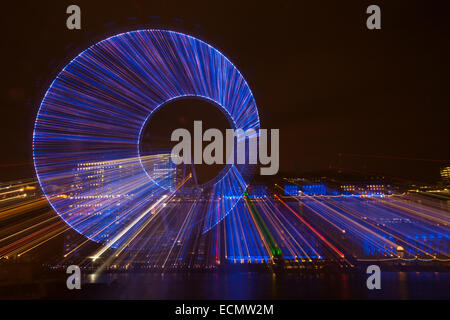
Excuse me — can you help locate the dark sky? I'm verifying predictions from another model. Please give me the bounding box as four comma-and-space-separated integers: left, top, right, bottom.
1, 0, 449, 183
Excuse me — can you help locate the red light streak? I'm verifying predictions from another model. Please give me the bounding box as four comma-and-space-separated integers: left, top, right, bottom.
274, 194, 345, 259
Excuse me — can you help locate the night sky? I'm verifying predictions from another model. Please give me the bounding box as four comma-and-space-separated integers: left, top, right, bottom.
1, 0, 449, 183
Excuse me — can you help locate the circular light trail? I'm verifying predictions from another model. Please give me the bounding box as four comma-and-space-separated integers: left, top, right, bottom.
33, 30, 260, 249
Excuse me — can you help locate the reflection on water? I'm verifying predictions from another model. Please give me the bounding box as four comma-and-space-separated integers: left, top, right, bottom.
73, 271, 449, 300
1, 268, 448, 299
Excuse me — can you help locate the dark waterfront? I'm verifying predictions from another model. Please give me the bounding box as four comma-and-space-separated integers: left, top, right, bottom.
2, 270, 449, 300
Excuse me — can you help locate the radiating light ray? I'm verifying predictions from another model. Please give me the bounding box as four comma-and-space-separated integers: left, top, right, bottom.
274, 194, 346, 260
91, 194, 169, 261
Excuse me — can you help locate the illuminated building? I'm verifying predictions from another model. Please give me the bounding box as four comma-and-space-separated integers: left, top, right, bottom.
340, 183, 391, 196
440, 166, 450, 185
302, 183, 327, 195
284, 184, 299, 196
68, 159, 142, 211
74, 160, 139, 191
